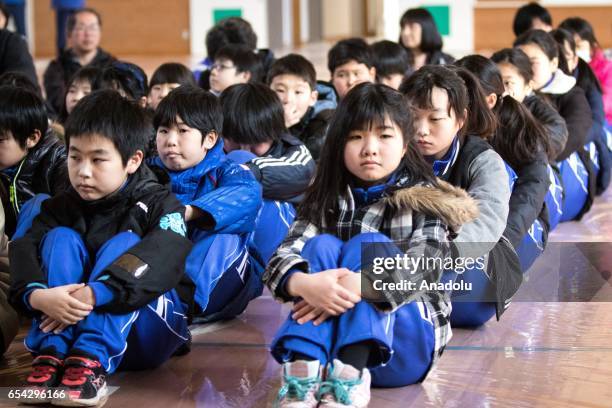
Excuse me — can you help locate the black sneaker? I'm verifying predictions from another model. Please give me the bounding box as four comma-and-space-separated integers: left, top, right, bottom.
52, 356, 107, 407
21, 355, 63, 404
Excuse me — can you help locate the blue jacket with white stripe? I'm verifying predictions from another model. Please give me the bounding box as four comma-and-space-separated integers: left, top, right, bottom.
148, 139, 263, 238
245, 133, 315, 204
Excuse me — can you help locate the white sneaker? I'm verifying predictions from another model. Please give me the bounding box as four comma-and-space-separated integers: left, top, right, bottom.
318, 359, 371, 408
275, 360, 322, 408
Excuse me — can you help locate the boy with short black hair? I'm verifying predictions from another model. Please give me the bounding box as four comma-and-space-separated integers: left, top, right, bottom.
221, 83, 315, 264
9, 90, 193, 406
148, 85, 263, 323
371, 40, 412, 90
267, 53, 336, 161
327, 38, 376, 99
209, 44, 263, 96
0, 85, 68, 238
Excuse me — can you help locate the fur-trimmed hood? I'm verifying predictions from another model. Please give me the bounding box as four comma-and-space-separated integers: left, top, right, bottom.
384, 179, 479, 229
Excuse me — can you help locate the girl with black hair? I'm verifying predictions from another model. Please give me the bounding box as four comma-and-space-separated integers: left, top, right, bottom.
552, 28, 610, 195
58, 66, 101, 125
147, 62, 196, 110
491, 47, 566, 230
400, 65, 522, 328
455, 55, 555, 274
559, 17, 612, 123
266, 82, 477, 408
398, 8, 454, 71
514, 29, 596, 222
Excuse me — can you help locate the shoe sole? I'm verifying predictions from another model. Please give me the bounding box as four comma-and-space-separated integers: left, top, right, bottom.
50, 383, 108, 407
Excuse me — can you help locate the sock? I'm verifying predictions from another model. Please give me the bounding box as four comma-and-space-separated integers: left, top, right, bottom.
291, 351, 316, 362
337, 341, 373, 372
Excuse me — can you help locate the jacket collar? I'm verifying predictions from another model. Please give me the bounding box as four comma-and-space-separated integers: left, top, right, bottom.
430, 136, 460, 177
540, 69, 576, 95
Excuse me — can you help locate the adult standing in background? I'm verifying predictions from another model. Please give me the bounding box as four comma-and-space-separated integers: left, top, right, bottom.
0, 28, 38, 88
43, 8, 115, 117
52, 0, 85, 54
2, 0, 26, 37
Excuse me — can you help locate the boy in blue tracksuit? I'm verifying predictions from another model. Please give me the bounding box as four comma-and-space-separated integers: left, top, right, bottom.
148, 86, 263, 323
9, 90, 193, 406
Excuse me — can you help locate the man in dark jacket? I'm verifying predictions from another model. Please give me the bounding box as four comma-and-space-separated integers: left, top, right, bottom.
43, 8, 115, 116
9, 90, 192, 406
0, 28, 37, 89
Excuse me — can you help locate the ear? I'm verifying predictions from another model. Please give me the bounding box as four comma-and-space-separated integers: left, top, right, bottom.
551, 57, 559, 72
525, 79, 534, 95
369, 67, 377, 82
486, 93, 497, 110
138, 96, 147, 108
240, 71, 252, 83
25, 130, 42, 149
202, 130, 218, 150
308, 89, 318, 107
456, 108, 467, 130
125, 150, 144, 174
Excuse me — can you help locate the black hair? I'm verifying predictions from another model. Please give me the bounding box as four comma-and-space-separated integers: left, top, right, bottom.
149, 62, 197, 88
513, 29, 559, 61
490, 48, 534, 83
493, 96, 552, 168
446, 66, 497, 139
58, 66, 102, 124
66, 8, 102, 35
219, 83, 286, 145
455, 57, 552, 167
512, 2, 552, 37
455, 55, 505, 109
96, 61, 148, 101
266, 53, 316, 90
559, 17, 600, 51
0, 71, 41, 96
214, 44, 263, 83
327, 38, 374, 75
154, 86, 222, 145
0, 2, 9, 29
205, 17, 258, 59
371, 40, 411, 80
299, 82, 435, 228
400, 65, 479, 140
64, 89, 151, 166
551, 28, 602, 93
0, 86, 48, 149
399, 8, 443, 56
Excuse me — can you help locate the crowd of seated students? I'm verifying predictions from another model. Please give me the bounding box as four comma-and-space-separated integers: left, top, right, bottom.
0, 3, 609, 407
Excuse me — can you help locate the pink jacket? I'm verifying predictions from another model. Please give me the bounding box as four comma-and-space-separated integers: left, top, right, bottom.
590, 48, 612, 123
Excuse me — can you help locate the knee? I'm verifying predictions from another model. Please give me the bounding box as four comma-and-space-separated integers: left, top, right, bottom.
301, 234, 343, 266
42, 227, 81, 247
340, 232, 395, 266
96, 231, 141, 259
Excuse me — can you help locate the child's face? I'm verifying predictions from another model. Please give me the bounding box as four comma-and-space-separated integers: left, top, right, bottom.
518, 43, 558, 90
530, 18, 552, 33
209, 58, 250, 94
332, 60, 376, 99
68, 134, 142, 201
0, 131, 36, 170
65, 79, 92, 114
561, 40, 579, 73
343, 116, 406, 187
270, 74, 318, 128
412, 86, 465, 160
380, 74, 404, 90
400, 23, 422, 49
497, 62, 532, 103
574, 34, 591, 61
148, 83, 181, 110
223, 138, 273, 157
156, 116, 217, 171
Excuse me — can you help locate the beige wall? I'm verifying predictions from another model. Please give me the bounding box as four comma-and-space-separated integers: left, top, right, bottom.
32, 0, 190, 58
322, 0, 366, 40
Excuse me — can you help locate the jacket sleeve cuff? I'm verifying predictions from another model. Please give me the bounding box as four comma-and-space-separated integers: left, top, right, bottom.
245, 162, 262, 182
89, 281, 115, 307
23, 283, 48, 311
277, 267, 303, 300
